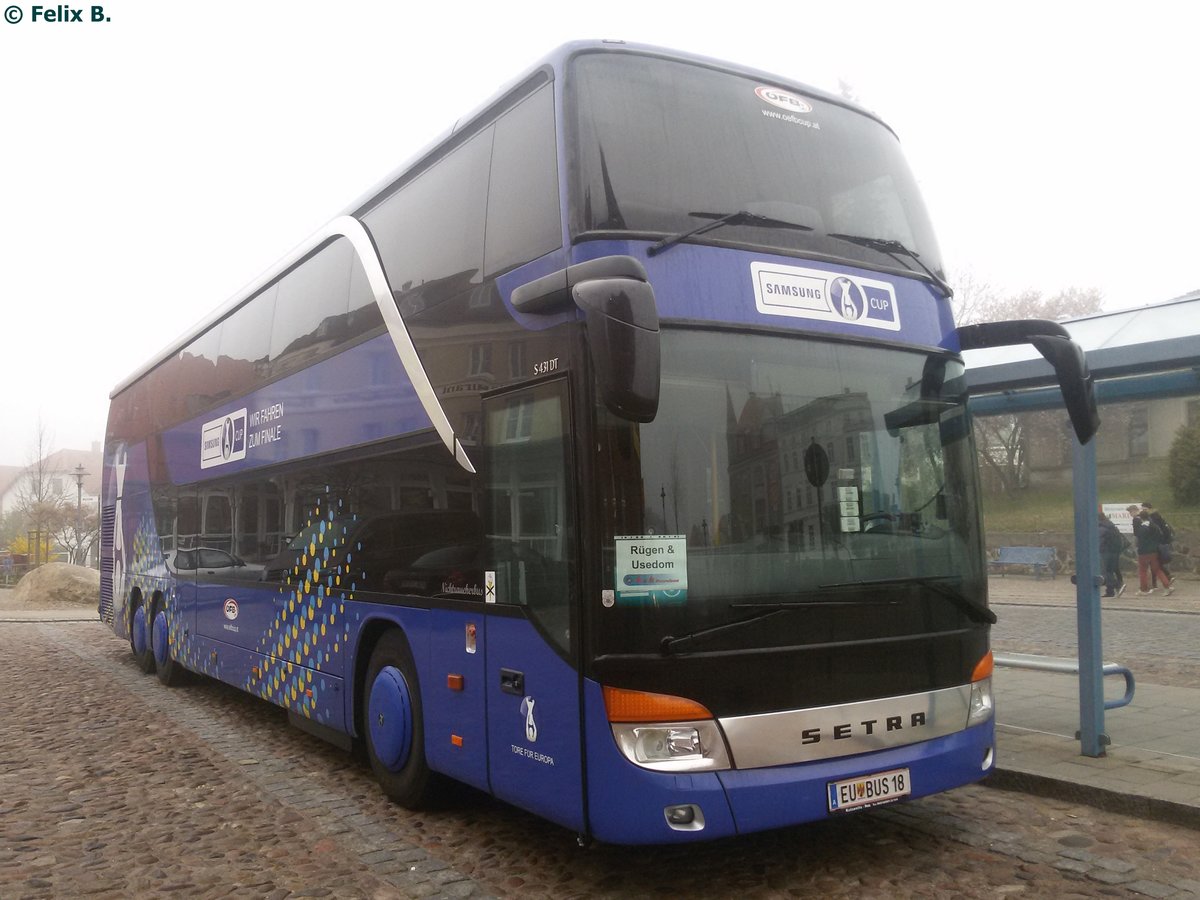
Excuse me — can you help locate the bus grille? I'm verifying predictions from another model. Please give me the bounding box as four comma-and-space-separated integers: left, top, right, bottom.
99, 506, 115, 625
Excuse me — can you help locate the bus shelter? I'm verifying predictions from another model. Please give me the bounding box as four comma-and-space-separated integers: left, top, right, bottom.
964, 292, 1200, 756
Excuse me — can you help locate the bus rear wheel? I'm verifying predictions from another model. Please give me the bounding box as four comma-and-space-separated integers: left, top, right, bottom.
364, 630, 436, 809
151, 605, 185, 686
129, 597, 155, 674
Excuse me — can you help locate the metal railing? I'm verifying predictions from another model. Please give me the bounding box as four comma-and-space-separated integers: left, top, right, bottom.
994, 651, 1136, 710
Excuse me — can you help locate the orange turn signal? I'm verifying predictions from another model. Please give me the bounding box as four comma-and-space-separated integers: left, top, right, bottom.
603, 685, 712, 723
971, 651, 994, 682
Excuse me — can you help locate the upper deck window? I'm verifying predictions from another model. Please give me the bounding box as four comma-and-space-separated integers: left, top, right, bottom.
567, 53, 943, 279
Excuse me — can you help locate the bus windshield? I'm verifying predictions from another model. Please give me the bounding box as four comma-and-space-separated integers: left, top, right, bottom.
568, 52, 944, 281
593, 330, 985, 656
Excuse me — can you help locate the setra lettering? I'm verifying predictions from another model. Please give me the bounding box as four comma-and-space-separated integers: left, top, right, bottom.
801, 712, 928, 745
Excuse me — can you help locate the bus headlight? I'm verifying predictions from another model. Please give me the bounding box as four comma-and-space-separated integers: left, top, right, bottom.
968, 677, 994, 727
612, 720, 731, 772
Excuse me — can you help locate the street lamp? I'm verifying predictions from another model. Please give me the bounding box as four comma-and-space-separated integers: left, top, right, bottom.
72, 464, 88, 566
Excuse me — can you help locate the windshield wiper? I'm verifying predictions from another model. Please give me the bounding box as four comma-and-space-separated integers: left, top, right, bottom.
648, 210, 813, 257
660, 595, 902, 653
661, 608, 791, 653
819, 575, 996, 625
826, 232, 953, 299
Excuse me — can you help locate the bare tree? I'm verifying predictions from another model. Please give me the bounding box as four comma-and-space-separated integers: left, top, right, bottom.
14, 422, 69, 564
54, 506, 99, 566
952, 274, 1103, 326
955, 283, 1104, 494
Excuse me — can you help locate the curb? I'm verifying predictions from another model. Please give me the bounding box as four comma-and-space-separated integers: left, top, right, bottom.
986, 767, 1200, 832
0, 610, 98, 623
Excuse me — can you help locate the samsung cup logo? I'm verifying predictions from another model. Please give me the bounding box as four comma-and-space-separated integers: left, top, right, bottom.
201, 408, 248, 469
755, 85, 813, 114
222, 417, 235, 459
751, 262, 901, 332
223, 598, 239, 620
831, 276, 867, 322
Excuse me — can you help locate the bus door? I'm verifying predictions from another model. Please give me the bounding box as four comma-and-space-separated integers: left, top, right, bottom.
482, 379, 585, 833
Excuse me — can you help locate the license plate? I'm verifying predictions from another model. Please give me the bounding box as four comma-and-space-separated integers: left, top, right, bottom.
827, 767, 911, 813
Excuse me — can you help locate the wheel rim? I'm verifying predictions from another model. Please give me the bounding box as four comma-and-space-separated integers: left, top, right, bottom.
132, 605, 148, 656
152, 609, 169, 667
368, 665, 412, 771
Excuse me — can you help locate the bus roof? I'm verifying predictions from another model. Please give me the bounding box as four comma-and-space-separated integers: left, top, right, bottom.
111, 40, 887, 400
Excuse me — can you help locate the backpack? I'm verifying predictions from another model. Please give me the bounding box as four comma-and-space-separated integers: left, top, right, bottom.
1154, 513, 1175, 543
1099, 522, 1122, 555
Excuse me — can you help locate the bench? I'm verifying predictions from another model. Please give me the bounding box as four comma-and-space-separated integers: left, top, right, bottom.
988, 546, 1058, 579
993, 652, 1135, 710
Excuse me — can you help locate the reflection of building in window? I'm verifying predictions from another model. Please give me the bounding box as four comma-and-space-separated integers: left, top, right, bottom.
725, 390, 875, 550
461, 411, 482, 444
503, 397, 534, 442
509, 343, 526, 377
469, 343, 492, 376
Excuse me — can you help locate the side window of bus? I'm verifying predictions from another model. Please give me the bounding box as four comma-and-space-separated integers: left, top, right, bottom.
177, 494, 201, 550
201, 492, 233, 554
363, 130, 491, 317
216, 284, 276, 396
179, 325, 224, 417
484, 381, 574, 652
232, 479, 284, 567
484, 83, 562, 276
270, 238, 355, 381
346, 251, 384, 339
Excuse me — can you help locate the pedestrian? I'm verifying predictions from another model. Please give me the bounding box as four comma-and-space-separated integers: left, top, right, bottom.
1098, 511, 1125, 598
1140, 502, 1176, 590
1128, 504, 1173, 596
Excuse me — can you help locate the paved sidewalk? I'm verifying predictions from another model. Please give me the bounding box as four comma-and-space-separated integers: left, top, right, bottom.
988, 574, 1200, 829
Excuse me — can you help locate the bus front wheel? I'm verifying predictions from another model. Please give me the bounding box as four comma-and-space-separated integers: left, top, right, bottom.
364, 630, 436, 809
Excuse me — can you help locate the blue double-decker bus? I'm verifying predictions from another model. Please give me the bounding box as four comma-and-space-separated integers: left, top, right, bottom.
101, 41, 1097, 844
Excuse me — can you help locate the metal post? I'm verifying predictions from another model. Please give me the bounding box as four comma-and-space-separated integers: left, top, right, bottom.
72, 464, 89, 567
1072, 433, 1107, 756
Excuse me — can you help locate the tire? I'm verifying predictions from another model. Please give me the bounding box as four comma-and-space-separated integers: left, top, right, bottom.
363, 630, 436, 808
129, 597, 155, 675
151, 603, 186, 686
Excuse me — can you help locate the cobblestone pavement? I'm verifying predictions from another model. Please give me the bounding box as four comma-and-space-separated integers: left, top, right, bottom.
988, 588, 1200, 686
3, 622, 1200, 898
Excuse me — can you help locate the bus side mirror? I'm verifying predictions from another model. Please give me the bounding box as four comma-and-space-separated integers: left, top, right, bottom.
957, 318, 1100, 444
512, 256, 661, 423
572, 278, 659, 422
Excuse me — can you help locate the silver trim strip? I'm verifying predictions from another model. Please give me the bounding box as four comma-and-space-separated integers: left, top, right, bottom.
327, 216, 475, 474
112, 215, 474, 474
719, 684, 971, 769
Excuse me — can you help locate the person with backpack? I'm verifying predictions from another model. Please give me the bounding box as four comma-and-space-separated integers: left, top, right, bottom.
1128, 505, 1174, 595
1141, 502, 1176, 590
1098, 511, 1126, 598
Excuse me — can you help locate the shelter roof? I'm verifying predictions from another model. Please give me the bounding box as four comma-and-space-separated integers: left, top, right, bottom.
964, 291, 1200, 394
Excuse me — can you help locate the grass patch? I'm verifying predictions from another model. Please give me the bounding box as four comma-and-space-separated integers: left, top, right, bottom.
982, 472, 1200, 535
982, 486, 1076, 533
